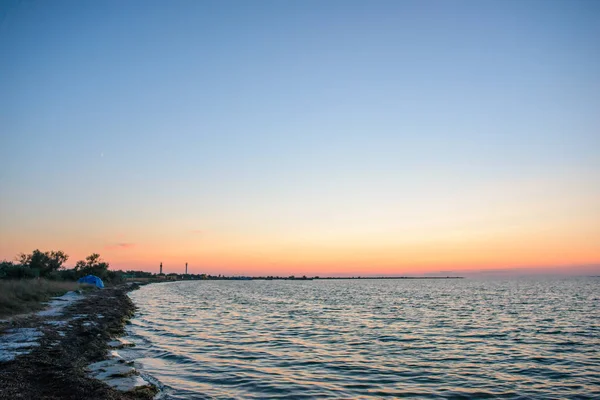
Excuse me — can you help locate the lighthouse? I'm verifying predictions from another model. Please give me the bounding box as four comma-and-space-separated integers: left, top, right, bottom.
185, 262, 188, 275
160, 262, 163, 275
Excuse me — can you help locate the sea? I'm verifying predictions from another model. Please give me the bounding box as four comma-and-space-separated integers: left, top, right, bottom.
122, 278, 599, 399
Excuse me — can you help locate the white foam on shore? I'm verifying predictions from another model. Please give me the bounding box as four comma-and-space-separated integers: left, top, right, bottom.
107, 337, 135, 349
87, 350, 153, 392
0, 291, 85, 363
0, 328, 43, 362
44, 320, 68, 326
105, 375, 151, 391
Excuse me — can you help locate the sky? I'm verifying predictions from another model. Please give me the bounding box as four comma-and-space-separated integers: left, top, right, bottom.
1, 0, 599, 276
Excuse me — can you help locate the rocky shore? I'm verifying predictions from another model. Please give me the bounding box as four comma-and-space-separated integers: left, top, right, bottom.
0, 284, 158, 399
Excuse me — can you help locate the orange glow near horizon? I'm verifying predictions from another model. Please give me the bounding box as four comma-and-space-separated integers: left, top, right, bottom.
1, 170, 598, 277
2, 215, 598, 276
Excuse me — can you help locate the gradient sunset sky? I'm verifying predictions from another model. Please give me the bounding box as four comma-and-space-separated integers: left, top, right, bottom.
1, 1, 599, 276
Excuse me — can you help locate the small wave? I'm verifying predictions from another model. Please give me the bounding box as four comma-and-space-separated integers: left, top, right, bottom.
125, 278, 598, 399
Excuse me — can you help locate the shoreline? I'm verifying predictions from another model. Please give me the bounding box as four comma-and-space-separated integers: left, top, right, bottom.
0, 283, 158, 400
0, 277, 465, 399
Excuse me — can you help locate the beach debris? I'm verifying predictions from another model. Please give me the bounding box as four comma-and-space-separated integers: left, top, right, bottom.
0, 328, 43, 362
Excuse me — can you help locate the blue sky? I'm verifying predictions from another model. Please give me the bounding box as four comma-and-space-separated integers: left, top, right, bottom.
1, 0, 599, 274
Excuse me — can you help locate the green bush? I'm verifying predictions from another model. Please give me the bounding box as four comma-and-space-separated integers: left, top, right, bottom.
0, 261, 38, 279
46, 269, 78, 281
105, 269, 124, 284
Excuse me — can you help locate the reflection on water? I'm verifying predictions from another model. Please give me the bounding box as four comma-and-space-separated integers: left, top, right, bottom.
125, 278, 600, 399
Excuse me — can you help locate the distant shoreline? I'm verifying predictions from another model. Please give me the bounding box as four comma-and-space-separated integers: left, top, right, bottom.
287, 276, 465, 280
134, 276, 466, 282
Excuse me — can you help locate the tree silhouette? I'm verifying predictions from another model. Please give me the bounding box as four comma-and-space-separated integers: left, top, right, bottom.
74, 253, 110, 278
16, 249, 69, 277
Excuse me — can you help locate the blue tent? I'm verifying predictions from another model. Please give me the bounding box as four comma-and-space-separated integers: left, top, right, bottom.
78, 274, 104, 288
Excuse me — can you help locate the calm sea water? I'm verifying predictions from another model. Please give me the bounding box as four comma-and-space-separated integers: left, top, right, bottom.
124, 278, 599, 399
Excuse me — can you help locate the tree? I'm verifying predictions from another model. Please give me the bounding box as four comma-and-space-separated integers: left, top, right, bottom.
16, 249, 68, 278
74, 253, 110, 279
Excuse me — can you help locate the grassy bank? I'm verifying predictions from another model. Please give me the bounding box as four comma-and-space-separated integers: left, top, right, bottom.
0, 279, 79, 318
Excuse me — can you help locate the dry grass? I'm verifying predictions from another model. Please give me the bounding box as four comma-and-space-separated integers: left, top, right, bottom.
0, 279, 79, 318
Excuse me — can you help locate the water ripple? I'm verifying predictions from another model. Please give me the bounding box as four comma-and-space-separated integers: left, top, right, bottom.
123, 278, 600, 399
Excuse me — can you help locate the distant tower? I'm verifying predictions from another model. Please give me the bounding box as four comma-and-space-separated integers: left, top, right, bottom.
160, 262, 163, 275
185, 262, 188, 275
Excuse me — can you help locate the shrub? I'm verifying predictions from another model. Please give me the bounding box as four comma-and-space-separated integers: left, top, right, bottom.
0, 261, 38, 279
105, 269, 124, 284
